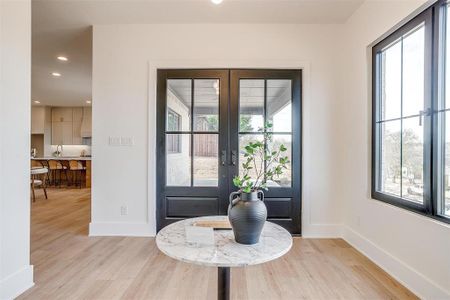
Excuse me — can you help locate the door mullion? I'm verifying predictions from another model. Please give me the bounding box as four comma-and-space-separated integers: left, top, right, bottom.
219, 71, 230, 214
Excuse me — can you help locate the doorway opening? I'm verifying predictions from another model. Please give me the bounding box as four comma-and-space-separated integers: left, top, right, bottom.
30, 7, 93, 254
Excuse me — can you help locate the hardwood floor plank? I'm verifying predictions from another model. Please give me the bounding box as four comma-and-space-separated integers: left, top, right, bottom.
18, 188, 418, 300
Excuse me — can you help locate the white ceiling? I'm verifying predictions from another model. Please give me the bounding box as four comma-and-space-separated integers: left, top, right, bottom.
31, 0, 364, 106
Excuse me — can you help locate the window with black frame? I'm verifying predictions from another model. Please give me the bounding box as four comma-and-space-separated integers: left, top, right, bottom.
372, 0, 450, 223
167, 109, 182, 153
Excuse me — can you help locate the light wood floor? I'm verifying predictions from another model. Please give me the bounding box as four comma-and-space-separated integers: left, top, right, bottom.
18, 188, 417, 300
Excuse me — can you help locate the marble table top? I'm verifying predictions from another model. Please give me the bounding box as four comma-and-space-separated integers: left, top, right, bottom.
156, 216, 293, 268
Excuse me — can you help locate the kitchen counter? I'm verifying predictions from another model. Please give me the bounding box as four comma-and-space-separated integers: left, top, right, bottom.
32, 157, 91, 161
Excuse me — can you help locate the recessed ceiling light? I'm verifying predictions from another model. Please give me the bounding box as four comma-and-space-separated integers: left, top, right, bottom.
34, 100, 40, 104
211, 0, 223, 4
51, 72, 61, 77
57, 56, 68, 61
86, 100, 92, 104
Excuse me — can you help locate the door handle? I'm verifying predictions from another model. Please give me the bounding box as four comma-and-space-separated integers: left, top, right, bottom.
231, 150, 237, 166
419, 108, 431, 126
221, 150, 227, 166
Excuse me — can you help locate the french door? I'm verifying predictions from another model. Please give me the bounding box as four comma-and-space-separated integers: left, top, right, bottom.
156, 69, 302, 234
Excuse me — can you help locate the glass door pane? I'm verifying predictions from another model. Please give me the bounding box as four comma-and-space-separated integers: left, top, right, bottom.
166, 134, 191, 186
194, 79, 219, 132
193, 134, 219, 186
267, 80, 292, 132
239, 80, 264, 132
238, 79, 293, 188
167, 79, 191, 131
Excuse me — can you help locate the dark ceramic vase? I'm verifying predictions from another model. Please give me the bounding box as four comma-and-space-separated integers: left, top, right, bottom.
228, 191, 267, 245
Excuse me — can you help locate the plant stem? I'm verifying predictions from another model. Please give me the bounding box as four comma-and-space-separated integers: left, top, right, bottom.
253, 146, 265, 189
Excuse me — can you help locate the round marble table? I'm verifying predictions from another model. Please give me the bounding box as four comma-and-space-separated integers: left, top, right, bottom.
156, 216, 292, 300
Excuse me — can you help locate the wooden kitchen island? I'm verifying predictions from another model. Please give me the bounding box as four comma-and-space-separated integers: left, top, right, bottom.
31, 157, 91, 188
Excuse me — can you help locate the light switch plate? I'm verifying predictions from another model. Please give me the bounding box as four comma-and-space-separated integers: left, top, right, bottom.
109, 136, 121, 146
120, 205, 128, 216
120, 136, 134, 146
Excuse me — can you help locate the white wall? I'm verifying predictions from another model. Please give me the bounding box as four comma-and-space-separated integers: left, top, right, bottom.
0, 1, 34, 299
91, 24, 344, 236
338, 1, 450, 298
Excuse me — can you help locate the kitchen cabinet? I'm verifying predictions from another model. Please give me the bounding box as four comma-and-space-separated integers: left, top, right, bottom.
72, 120, 82, 144
31, 107, 45, 134
51, 107, 91, 145
52, 107, 73, 122
52, 121, 73, 145
73, 107, 83, 123
81, 107, 92, 138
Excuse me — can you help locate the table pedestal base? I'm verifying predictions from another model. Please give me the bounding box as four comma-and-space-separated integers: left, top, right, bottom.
218, 267, 230, 300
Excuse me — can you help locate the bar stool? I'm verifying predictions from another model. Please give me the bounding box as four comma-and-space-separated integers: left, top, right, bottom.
31, 160, 44, 168
47, 160, 67, 187
40, 160, 51, 186
69, 160, 85, 188
60, 160, 70, 186
31, 167, 48, 202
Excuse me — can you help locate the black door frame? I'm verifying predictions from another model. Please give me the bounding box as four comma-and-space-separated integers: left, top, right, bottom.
156, 69, 302, 234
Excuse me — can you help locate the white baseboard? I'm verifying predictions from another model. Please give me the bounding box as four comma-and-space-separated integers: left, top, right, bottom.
342, 226, 450, 299
89, 222, 155, 237
301, 223, 343, 238
0, 265, 34, 300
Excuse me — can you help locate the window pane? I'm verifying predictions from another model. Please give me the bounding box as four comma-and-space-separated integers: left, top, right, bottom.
402, 117, 424, 203
438, 111, 450, 217
194, 79, 219, 132
193, 134, 218, 186
166, 134, 191, 186
446, 6, 450, 109
381, 41, 402, 121
267, 80, 292, 132
443, 112, 450, 216
380, 120, 401, 197
239, 134, 264, 180
402, 25, 425, 117
440, 8, 450, 217
268, 135, 292, 187
167, 109, 181, 132
240, 80, 264, 132
167, 79, 191, 131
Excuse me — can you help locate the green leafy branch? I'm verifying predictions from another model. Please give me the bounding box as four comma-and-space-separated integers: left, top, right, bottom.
233, 122, 290, 193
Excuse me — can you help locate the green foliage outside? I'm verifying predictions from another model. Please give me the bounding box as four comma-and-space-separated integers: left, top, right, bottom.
233, 122, 289, 193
